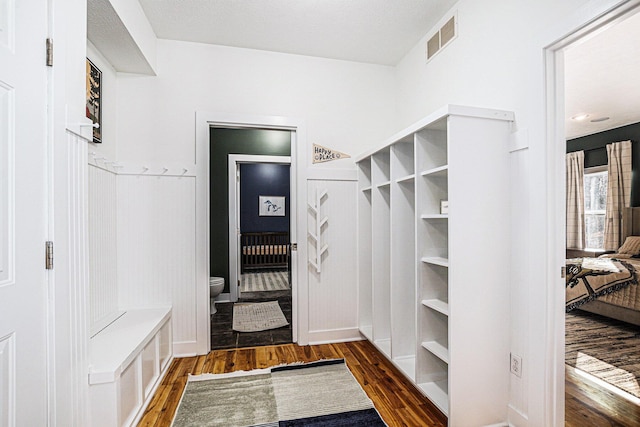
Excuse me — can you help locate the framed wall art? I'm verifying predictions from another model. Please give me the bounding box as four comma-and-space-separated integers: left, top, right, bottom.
86, 58, 102, 143
259, 196, 285, 216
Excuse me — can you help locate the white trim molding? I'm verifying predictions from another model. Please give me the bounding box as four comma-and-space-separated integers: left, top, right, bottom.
195, 111, 308, 354
227, 154, 291, 303
542, 1, 640, 426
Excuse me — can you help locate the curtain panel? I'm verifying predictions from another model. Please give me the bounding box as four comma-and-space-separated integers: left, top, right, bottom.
604, 140, 632, 251
566, 151, 585, 249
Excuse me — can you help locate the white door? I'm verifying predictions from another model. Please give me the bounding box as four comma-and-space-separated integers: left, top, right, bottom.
0, 0, 50, 425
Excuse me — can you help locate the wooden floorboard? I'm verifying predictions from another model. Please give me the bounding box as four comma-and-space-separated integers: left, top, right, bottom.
565, 365, 640, 427
137, 340, 639, 427
137, 340, 447, 427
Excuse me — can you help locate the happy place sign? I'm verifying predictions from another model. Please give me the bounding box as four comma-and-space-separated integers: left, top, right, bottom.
312, 144, 351, 164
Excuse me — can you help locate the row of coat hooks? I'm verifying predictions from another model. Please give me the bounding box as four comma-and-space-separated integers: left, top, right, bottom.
88, 152, 195, 177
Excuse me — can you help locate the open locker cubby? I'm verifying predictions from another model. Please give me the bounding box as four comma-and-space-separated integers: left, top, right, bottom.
356, 105, 514, 425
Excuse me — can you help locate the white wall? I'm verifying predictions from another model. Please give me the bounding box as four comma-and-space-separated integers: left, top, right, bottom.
306, 177, 359, 343
116, 40, 397, 166
81, 0, 633, 424
113, 41, 398, 352
392, 1, 625, 425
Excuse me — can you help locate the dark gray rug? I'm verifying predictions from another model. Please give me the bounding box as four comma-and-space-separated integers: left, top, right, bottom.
171, 359, 386, 426
566, 311, 640, 398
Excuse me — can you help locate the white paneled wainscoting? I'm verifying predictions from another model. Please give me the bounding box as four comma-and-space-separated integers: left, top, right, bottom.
117, 174, 196, 355
89, 164, 120, 336
305, 169, 360, 344
86, 156, 195, 425
60, 129, 91, 427
87, 154, 196, 355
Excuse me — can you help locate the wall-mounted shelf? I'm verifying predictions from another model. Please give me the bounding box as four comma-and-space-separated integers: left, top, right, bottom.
308, 188, 328, 274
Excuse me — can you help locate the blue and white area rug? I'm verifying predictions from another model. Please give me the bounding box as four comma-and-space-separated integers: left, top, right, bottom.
171, 359, 387, 426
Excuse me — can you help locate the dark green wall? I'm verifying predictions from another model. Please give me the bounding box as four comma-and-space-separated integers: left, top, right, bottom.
567, 122, 640, 206
210, 128, 291, 293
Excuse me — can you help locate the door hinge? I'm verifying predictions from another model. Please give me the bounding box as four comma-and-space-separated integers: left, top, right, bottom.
561, 266, 566, 278
46, 38, 53, 67
45, 241, 54, 270
291, 243, 297, 251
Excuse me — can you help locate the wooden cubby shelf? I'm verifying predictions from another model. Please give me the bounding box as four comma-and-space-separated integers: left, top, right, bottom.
421, 256, 449, 268
420, 165, 448, 177
421, 214, 448, 220
356, 105, 513, 425
418, 381, 449, 415
421, 299, 449, 316
393, 356, 416, 380
421, 340, 449, 364
396, 174, 415, 184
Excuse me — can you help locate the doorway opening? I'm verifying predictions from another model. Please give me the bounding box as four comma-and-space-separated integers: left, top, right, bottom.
547, 2, 640, 424
231, 157, 292, 300
209, 128, 294, 350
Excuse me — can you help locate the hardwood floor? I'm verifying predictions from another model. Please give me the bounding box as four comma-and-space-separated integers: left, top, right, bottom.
137, 340, 447, 427
137, 340, 640, 427
565, 365, 640, 427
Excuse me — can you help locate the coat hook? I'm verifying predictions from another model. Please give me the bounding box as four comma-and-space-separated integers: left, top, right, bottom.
76, 122, 100, 129
141, 166, 149, 174
161, 167, 169, 174
182, 168, 188, 175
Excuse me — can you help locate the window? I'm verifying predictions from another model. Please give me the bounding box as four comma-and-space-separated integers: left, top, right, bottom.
584, 167, 607, 249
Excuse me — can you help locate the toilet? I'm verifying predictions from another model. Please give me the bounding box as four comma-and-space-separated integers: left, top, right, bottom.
209, 277, 225, 314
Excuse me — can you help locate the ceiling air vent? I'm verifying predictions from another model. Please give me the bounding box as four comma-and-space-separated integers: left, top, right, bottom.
426, 13, 457, 61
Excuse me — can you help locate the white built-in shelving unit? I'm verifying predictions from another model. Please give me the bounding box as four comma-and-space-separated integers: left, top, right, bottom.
356, 105, 513, 425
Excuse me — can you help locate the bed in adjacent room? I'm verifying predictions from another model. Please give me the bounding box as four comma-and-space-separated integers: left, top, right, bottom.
566, 207, 640, 326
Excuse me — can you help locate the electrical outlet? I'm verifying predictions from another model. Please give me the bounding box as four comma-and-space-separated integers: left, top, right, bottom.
510, 353, 522, 377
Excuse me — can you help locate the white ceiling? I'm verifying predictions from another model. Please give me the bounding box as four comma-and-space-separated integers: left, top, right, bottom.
564, 11, 640, 139
99, 1, 640, 139
138, 0, 458, 66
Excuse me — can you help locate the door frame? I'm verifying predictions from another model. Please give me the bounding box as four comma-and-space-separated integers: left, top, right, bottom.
195, 112, 308, 354
543, 1, 640, 424
227, 154, 292, 302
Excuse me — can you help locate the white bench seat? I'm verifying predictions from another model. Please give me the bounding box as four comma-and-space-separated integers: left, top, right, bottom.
89, 307, 172, 427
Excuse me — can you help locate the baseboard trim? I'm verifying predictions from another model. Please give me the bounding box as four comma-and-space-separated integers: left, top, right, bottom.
173, 340, 199, 357
307, 327, 363, 345
508, 404, 528, 427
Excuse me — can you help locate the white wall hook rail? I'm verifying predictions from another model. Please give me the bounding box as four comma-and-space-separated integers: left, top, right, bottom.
88, 156, 196, 177
308, 187, 329, 274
